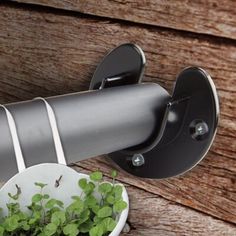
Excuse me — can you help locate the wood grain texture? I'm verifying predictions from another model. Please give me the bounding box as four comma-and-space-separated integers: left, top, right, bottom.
0, 2, 235, 232
9, 0, 236, 40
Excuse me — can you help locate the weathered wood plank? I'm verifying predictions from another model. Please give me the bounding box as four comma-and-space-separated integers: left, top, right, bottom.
9, 0, 236, 40
124, 187, 236, 235
0, 4, 235, 224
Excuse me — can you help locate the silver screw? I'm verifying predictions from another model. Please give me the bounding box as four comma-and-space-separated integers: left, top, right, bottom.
190, 120, 209, 140
132, 154, 145, 167
195, 122, 208, 136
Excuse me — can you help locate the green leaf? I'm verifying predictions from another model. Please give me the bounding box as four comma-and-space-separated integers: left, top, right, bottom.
45, 199, 57, 209
79, 220, 94, 233
45, 199, 64, 209
106, 195, 115, 204
71, 196, 81, 201
0, 170, 123, 236
56, 200, 64, 208
67, 199, 84, 215
84, 195, 98, 207
63, 223, 79, 236
84, 182, 96, 195
21, 221, 30, 231
35, 182, 47, 189
113, 185, 123, 200
51, 211, 66, 226
98, 183, 112, 195
78, 178, 87, 190
97, 206, 112, 218
43, 194, 50, 199
111, 170, 118, 179
44, 223, 57, 236
89, 171, 103, 182
28, 203, 43, 212
32, 194, 43, 203
17, 211, 28, 220
89, 226, 103, 236
0, 226, 4, 236
78, 209, 90, 225
113, 200, 127, 213
91, 205, 100, 215
6, 202, 20, 215
29, 215, 41, 225
93, 216, 102, 224
101, 217, 117, 232
4, 215, 20, 232
28, 211, 41, 225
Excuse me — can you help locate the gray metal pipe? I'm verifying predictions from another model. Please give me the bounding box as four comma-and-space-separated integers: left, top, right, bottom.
0, 83, 169, 180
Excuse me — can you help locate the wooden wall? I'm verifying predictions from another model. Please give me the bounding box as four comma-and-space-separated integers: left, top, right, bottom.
0, 1, 235, 235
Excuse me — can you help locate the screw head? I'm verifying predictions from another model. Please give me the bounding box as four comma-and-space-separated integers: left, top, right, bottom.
195, 122, 208, 136
190, 119, 209, 140
132, 154, 145, 167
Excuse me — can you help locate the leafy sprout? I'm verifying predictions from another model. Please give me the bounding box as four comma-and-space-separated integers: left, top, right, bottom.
0, 170, 127, 236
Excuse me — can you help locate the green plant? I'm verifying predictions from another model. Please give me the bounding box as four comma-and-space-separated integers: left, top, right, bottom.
0, 170, 127, 236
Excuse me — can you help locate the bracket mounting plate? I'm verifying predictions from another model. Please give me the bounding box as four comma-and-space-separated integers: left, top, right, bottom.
90, 43, 146, 90
90, 44, 219, 179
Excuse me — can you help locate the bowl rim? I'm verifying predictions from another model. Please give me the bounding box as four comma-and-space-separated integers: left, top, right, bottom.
0, 163, 129, 236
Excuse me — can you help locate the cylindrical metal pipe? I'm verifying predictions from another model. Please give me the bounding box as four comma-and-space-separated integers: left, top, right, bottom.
0, 83, 169, 180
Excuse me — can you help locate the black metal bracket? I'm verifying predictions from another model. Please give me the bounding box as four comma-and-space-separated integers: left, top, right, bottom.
90, 43, 219, 179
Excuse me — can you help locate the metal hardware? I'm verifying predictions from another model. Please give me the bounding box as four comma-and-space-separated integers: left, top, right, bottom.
132, 154, 145, 167
90, 44, 219, 179
0, 43, 219, 180
190, 120, 209, 140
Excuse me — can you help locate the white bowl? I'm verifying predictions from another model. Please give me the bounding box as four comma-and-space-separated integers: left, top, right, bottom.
0, 163, 129, 236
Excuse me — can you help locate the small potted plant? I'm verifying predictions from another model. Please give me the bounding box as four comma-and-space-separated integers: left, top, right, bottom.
0, 169, 129, 236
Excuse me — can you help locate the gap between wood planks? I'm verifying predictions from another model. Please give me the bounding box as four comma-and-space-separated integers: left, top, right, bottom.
2, 0, 236, 47
6, 0, 236, 41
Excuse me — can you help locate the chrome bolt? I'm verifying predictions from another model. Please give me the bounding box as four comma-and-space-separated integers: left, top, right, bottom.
132, 154, 145, 167
190, 120, 209, 140
194, 122, 209, 136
